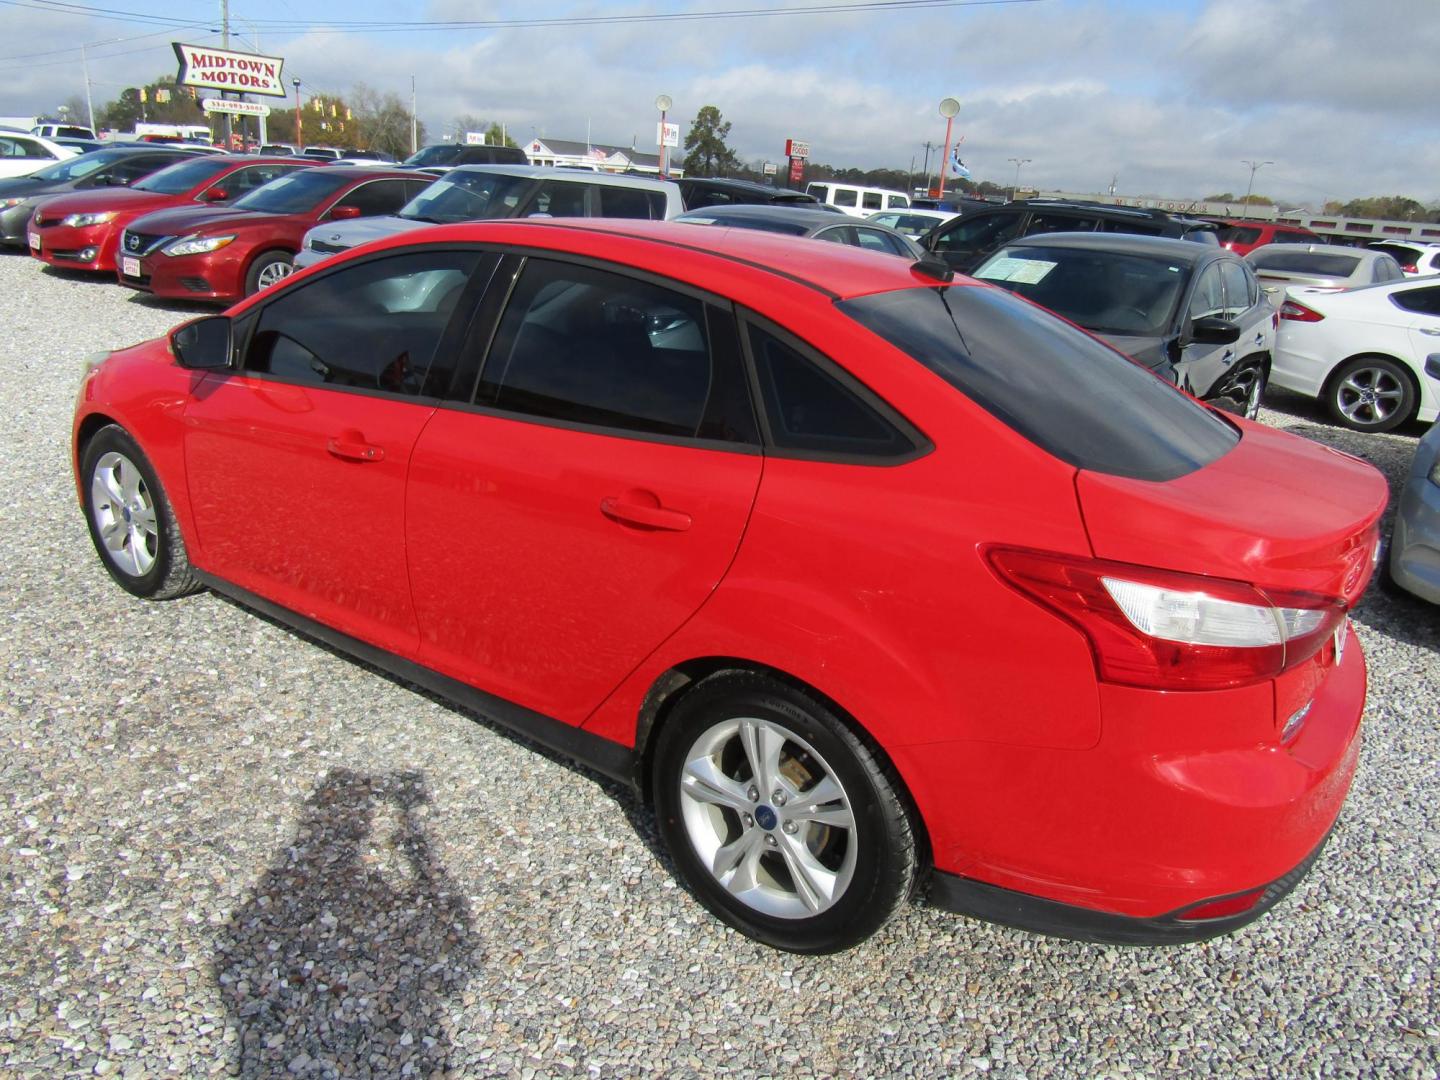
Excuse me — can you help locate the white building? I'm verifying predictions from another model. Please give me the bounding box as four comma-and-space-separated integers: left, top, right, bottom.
522, 137, 681, 177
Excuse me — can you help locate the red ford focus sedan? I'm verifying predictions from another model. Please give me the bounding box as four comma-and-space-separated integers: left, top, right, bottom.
116, 166, 435, 303
71, 220, 1385, 952
28, 155, 312, 273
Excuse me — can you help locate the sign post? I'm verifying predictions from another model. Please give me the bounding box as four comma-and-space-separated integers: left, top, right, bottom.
784, 138, 810, 190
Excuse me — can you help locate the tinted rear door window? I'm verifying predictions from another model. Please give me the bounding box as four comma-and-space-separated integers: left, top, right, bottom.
838, 285, 1238, 481
1391, 285, 1440, 316
862, 192, 883, 210
833, 189, 858, 208
476, 259, 752, 442
597, 185, 666, 219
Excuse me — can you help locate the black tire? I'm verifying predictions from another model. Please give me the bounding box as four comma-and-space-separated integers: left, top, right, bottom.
1326, 356, 1415, 433
244, 250, 294, 296
652, 671, 917, 953
80, 424, 202, 600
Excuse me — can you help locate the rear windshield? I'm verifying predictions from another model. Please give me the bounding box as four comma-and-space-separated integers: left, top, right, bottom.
132, 156, 232, 194
837, 285, 1238, 481
232, 168, 352, 214
1249, 251, 1359, 276
1218, 225, 1261, 245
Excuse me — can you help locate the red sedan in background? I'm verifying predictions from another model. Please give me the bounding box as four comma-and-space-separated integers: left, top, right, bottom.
28, 155, 312, 273
117, 167, 434, 302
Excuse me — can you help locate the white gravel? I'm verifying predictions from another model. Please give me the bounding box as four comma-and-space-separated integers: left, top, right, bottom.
0, 252, 1436, 1079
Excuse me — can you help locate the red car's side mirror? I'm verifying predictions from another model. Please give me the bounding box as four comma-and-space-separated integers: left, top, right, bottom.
201, 187, 229, 202
328, 205, 362, 220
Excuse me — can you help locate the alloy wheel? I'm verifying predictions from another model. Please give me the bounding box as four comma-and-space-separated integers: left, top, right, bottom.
678, 716, 858, 919
256, 260, 293, 290
89, 450, 158, 576
1336, 366, 1405, 427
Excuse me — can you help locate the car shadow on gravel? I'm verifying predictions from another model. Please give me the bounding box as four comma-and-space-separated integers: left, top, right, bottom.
214, 768, 480, 1079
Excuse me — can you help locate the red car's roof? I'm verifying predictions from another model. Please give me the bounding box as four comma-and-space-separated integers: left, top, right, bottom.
384, 217, 962, 301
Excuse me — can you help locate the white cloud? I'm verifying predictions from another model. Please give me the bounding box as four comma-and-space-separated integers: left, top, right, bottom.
2, 0, 1436, 205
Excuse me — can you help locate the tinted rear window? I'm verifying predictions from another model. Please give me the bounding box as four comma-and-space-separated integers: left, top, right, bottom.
1249, 251, 1360, 276
1218, 225, 1261, 245
837, 285, 1238, 481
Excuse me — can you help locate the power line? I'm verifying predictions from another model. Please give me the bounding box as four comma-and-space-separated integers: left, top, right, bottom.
4, 0, 1045, 36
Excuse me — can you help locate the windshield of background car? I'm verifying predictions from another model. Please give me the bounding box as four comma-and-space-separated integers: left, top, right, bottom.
1218, 225, 1261, 246
131, 156, 232, 194
403, 145, 461, 167
1249, 250, 1360, 276
397, 171, 533, 224
975, 246, 1190, 337
837, 284, 1239, 481
232, 169, 353, 214
30, 150, 133, 183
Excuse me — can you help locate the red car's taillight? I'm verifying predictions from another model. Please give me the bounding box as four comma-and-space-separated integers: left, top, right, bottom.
1400, 263, 1417, 274
988, 549, 1345, 691
1279, 300, 1324, 322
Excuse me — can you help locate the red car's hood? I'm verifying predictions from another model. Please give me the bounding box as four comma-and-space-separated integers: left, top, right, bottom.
38, 188, 186, 218
127, 205, 300, 236
1076, 421, 1387, 602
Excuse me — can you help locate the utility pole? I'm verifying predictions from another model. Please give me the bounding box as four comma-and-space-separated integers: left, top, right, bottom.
80, 42, 95, 134
1008, 157, 1032, 201
1241, 159, 1273, 216
920, 141, 936, 194
220, 0, 233, 149
410, 76, 418, 155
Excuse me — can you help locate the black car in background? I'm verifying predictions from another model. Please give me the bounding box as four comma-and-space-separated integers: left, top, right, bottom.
971, 232, 1275, 418
401, 143, 529, 169
925, 198, 1220, 273
675, 203, 924, 258
675, 176, 820, 211
0, 146, 202, 247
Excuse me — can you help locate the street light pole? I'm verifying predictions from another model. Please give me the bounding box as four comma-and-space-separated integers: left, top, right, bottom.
936, 97, 960, 199
292, 77, 302, 150
410, 76, 418, 156
1008, 157, 1032, 201
220, 0, 233, 150
655, 94, 672, 178
1240, 159, 1273, 216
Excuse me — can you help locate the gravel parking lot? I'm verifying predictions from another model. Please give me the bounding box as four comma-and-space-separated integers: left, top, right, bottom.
0, 251, 1435, 1080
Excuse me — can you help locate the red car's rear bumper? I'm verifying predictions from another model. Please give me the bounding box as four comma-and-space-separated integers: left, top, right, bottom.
896, 621, 1365, 937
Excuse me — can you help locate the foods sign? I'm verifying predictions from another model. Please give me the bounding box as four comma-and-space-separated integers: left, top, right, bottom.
173, 43, 287, 98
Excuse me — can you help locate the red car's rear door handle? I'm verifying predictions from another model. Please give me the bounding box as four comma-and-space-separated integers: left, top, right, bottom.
600, 494, 692, 532
326, 430, 385, 462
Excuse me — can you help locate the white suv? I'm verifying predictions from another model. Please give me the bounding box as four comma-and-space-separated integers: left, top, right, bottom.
296, 165, 684, 268
1368, 241, 1440, 278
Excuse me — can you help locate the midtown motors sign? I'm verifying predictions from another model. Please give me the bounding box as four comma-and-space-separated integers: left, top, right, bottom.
173, 43, 287, 97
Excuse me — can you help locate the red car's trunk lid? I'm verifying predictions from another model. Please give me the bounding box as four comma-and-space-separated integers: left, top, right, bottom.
1076, 421, 1386, 603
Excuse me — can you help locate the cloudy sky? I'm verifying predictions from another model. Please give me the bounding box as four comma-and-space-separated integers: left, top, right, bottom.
4, 0, 1438, 207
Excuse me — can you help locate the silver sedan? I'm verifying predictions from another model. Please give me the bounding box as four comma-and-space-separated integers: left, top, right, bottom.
1247, 243, 1406, 299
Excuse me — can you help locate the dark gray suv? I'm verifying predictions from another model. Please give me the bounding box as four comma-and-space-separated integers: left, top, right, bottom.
926, 199, 1219, 273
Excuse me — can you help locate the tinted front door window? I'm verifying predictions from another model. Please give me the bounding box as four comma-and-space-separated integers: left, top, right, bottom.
1219, 260, 1252, 320
246, 250, 483, 396
1187, 265, 1225, 322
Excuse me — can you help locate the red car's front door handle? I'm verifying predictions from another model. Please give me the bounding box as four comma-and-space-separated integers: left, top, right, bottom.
326, 431, 385, 463
600, 494, 692, 532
